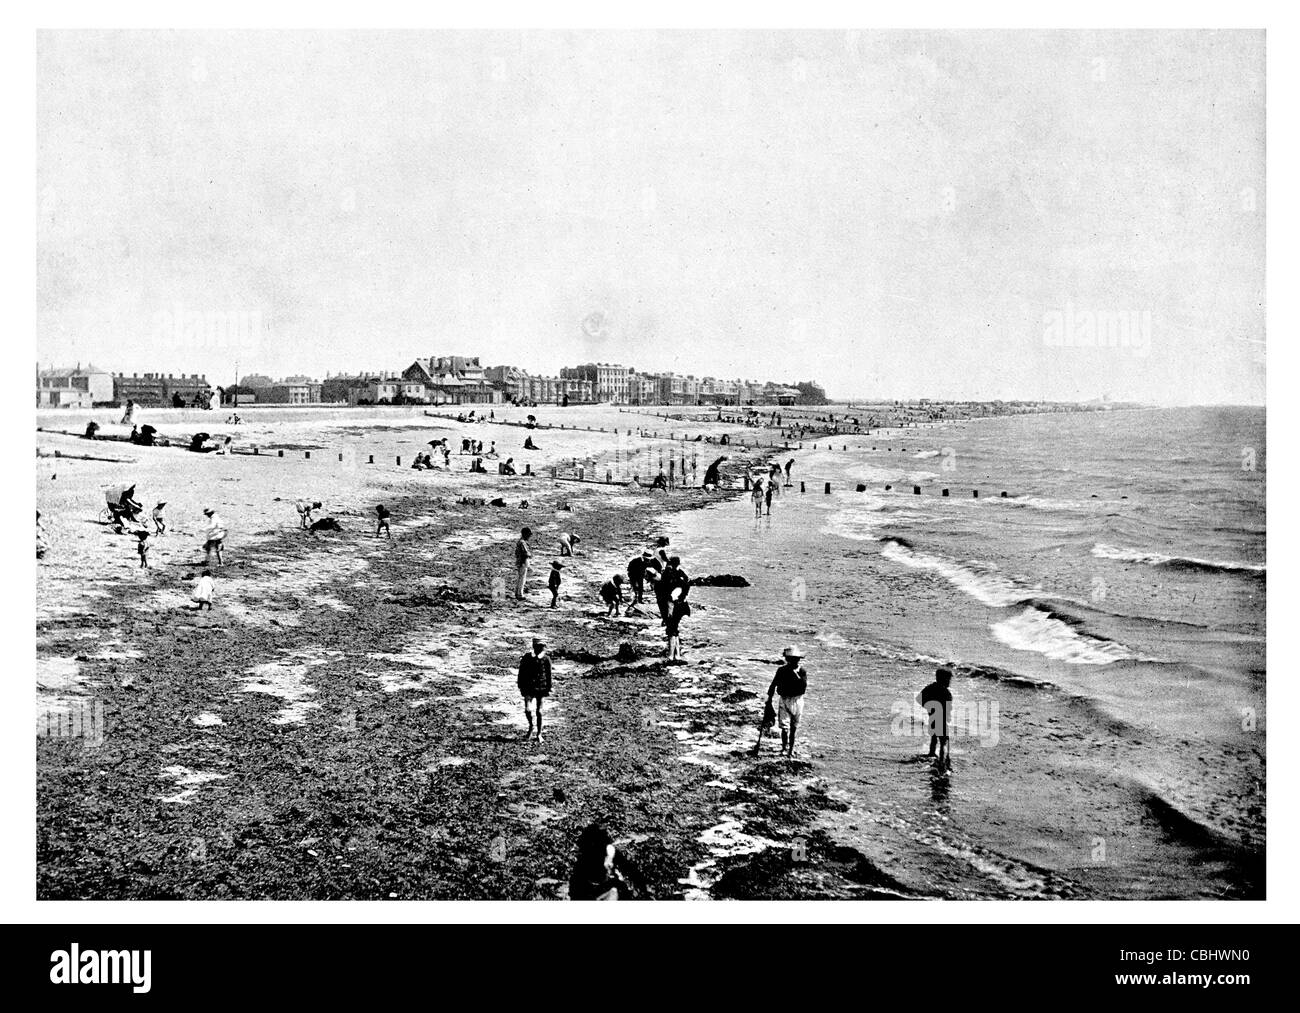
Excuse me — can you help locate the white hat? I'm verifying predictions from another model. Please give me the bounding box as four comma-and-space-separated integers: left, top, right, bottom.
782, 645, 804, 659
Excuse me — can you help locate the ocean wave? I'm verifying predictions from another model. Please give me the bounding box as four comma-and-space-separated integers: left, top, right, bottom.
991, 606, 1133, 665
912, 449, 942, 459
1092, 542, 1266, 576
879, 539, 1040, 607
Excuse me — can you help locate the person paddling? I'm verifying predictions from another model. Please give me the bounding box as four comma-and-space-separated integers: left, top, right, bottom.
764, 645, 808, 759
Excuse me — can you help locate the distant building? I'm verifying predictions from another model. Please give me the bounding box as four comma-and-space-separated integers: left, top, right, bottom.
111, 372, 212, 407
239, 373, 275, 389
403, 356, 499, 404
37, 363, 113, 407
561, 362, 630, 403
259, 380, 323, 405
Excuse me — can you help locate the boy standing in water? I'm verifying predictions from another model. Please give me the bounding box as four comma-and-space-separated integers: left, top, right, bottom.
765, 646, 808, 759
918, 668, 954, 767
517, 638, 552, 743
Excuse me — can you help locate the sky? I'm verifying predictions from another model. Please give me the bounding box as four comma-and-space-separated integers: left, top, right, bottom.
36, 30, 1265, 404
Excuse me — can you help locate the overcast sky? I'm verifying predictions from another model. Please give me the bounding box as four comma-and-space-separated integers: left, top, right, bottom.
37, 30, 1264, 403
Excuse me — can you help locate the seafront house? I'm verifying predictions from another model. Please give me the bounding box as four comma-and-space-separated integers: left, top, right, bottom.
110, 372, 213, 407
404, 356, 501, 404
37, 363, 114, 407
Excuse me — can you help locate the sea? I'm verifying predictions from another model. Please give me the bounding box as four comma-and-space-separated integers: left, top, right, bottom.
665, 406, 1265, 899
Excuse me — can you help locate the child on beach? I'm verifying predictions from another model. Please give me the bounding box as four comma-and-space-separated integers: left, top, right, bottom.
666, 597, 690, 661
135, 530, 150, 568
752, 477, 765, 517
517, 637, 552, 743
600, 574, 625, 616
558, 532, 581, 557
191, 569, 215, 610
296, 499, 321, 529
918, 668, 954, 767
548, 561, 563, 608
202, 508, 226, 566
765, 479, 775, 515
152, 502, 167, 536
568, 823, 650, 901
515, 527, 532, 599
375, 504, 391, 539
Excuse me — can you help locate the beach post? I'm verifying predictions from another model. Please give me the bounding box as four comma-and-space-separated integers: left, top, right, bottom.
942, 488, 949, 496
305, 451, 311, 459
278, 450, 284, 457
973, 489, 979, 498
1001, 491, 1008, 498
856, 483, 867, 492
913, 485, 921, 495
368, 455, 374, 464
396, 456, 401, 466
743, 475, 750, 490
525, 463, 532, 476
824, 482, 831, 494
253, 447, 259, 455
885, 484, 892, 491
800, 481, 806, 493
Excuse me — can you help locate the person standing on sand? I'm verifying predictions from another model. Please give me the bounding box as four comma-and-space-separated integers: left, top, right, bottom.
764, 646, 808, 758
666, 597, 690, 662
191, 569, 215, 611
135, 530, 151, 568
752, 477, 764, 517
627, 549, 653, 604
765, 478, 776, 515
784, 459, 794, 486
202, 508, 226, 566
374, 504, 392, 538
152, 502, 167, 536
918, 667, 954, 767
656, 556, 690, 624
548, 561, 563, 608
517, 637, 552, 743
514, 526, 533, 599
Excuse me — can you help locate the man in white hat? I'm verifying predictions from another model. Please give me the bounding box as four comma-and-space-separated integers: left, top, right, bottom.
765, 645, 808, 758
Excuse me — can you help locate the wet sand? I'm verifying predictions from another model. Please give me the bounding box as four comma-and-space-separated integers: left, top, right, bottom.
37, 405, 890, 899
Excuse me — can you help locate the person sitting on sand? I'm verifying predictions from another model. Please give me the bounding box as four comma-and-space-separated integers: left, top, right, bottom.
650, 469, 667, 491
191, 569, 215, 611
918, 667, 954, 767
517, 637, 551, 743
295, 499, 321, 529
548, 560, 563, 608
375, 504, 391, 539
523, 435, 538, 450
485, 441, 498, 459
558, 532, 581, 557
702, 455, 726, 491
600, 574, 626, 616
151, 502, 167, 536
500, 458, 518, 476
764, 645, 808, 759
82, 420, 100, 440
568, 823, 649, 901
135, 530, 151, 568
120, 400, 135, 426
202, 508, 227, 566
470, 456, 486, 473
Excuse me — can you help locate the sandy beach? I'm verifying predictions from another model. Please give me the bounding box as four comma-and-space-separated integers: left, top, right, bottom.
37, 403, 898, 900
